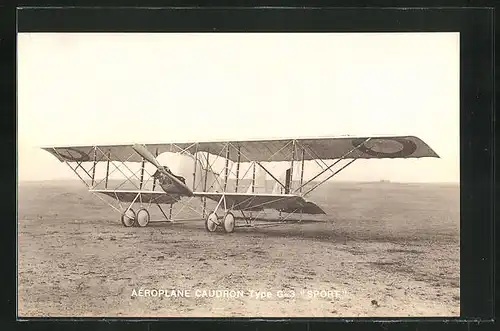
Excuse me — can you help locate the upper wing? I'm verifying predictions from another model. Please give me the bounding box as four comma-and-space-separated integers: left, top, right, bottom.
294, 136, 439, 160
193, 192, 326, 215
42, 135, 438, 163
90, 189, 179, 205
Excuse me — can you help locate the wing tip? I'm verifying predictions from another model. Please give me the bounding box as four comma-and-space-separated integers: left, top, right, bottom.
427, 147, 440, 159
40, 147, 67, 162
406, 135, 440, 159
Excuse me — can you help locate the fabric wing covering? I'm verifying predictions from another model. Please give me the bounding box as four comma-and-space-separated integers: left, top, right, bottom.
193, 192, 326, 214
90, 190, 180, 205
90, 190, 325, 214
43, 135, 439, 164
45, 136, 438, 216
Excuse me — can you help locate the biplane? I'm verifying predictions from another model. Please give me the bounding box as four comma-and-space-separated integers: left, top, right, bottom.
42, 136, 439, 233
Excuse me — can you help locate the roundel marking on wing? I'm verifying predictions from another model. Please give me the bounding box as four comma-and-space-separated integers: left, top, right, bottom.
352, 138, 417, 158
56, 148, 91, 162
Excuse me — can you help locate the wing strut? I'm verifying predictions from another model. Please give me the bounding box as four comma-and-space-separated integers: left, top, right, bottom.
139, 158, 145, 189
235, 146, 241, 193
256, 162, 287, 191
295, 137, 371, 194
289, 140, 296, 193
202, 149, 210, 218
299, 148, 305, 193
251, 162, 256, 193
104, 151, 110, 189
91, 147, 97, 186
303, 158, 357, 197
192, 144, 199, 191
152, 149, 158, 190
224, 145, 230, 191
157, 203, 172, 221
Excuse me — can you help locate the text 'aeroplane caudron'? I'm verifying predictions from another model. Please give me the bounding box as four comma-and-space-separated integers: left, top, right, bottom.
42, 136, 439, 233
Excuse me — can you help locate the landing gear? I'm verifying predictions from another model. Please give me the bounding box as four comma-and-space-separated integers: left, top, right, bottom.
135, 208, 150, 227
204, 194, 237, 234
121, 207, 150, 228
205, 212, 218, 232
223, 212, 235, 233
204, 211, 235, 233
121, 208, 136, 227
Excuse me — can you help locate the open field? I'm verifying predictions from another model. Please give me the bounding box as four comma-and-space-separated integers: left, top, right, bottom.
18, 180, 459, 317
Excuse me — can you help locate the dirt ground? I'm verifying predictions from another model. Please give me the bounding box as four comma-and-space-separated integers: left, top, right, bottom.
17, 180, 460, 317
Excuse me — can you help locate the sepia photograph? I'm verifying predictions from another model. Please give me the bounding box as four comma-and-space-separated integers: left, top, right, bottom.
17, 32, 460, 317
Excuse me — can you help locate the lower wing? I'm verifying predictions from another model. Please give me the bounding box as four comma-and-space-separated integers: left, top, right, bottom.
193, 192, 326, 215
90, 189, 180, 205
90, 190, 325, 215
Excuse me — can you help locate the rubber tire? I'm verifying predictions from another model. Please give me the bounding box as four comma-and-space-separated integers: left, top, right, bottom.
205, 212, 218, 232
134, 208, 150, 227
223, 212, 235, 233
121, 209, 136, 227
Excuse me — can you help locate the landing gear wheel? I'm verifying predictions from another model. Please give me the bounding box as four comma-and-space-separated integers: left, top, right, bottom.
134, 208, 150, 227
223, 212, 235, 233
205, 212, 218, 232
121, 208, 136, 227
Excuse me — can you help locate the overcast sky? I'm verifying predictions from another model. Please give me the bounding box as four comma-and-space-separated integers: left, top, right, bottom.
18, 32, 459, 183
